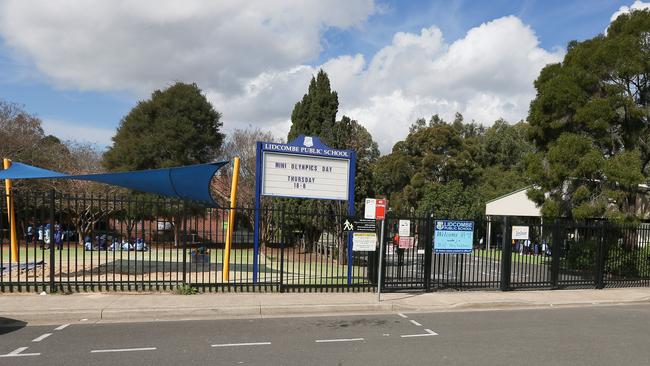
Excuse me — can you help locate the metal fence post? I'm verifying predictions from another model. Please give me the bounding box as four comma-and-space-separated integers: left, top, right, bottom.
181, 204, 187, 286
279, 206, 285, 293
49, 189, 56, 293
424, 213, 433, 292
550, 220, 561, 289
595, 221, 607, 289
499, 216, 511, 291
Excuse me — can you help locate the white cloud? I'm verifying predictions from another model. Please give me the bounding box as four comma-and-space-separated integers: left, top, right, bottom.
0, 0, 375, 94
611, 1, 650, 22
41, 119, 115, 147
328, 16, 563, 152
0, 2, 562, 153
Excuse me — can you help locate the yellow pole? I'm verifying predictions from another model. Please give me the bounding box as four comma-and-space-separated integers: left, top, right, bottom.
223, 157, 240, 282
3, 158, 18, 263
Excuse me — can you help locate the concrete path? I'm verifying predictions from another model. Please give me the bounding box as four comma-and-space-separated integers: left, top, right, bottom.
1, 288, 650, 326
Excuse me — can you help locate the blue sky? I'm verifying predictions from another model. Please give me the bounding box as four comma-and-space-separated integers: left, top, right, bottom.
0, 0, 640, 150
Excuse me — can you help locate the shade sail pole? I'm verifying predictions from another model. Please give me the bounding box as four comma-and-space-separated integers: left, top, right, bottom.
3, 158, 18, 263
223, 157, 240, 282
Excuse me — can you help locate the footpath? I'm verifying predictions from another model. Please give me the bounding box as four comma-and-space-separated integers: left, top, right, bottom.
2, 288, 650, 326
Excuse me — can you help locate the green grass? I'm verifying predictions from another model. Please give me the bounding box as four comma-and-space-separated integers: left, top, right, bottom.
0, 244, 255, 264
473, 248, 551, 265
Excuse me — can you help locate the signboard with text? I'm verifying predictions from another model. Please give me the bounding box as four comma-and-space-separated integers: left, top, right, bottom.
261, 141, 352, 200
398, 236, 414, 249
433, 220, 474, 254
364, 198, 376, 219
253, 135, 357, 284
511, 226, 529, 240
375, 199, 387, 220
342, 218, 376, 233
398, 220, 410, 237
352, 232, 377, 251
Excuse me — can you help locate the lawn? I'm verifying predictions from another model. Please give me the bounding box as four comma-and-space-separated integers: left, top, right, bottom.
473, 248, 551, 265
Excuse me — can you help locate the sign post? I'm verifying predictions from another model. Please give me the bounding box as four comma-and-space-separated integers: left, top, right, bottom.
377, 217, 385, 302
374, 198, 387, 302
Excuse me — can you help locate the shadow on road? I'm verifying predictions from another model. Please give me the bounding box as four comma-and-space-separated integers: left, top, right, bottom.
0, 317, 27, 335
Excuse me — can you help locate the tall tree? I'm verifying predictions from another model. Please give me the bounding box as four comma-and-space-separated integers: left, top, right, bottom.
373, 117, 483, 214
331, 116, 380, 206
288, 70, 338, 144
526, 10, 650, 221
283, 70, 379, 260
103, 82, 224, 171
103, 82, 224, 245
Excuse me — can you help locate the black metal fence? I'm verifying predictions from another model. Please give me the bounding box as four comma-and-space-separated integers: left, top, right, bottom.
0, 190, 372, 292
1, 191, 649, 292
380, 215, 650, 291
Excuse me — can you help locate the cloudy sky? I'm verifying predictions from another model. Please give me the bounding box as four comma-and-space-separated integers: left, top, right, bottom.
0, 0, 647, 153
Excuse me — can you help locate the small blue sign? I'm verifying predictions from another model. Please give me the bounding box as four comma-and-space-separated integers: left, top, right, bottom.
434, 220, 474, 254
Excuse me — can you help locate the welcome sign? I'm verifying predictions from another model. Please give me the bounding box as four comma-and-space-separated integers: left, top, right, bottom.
434, 220, 474, 254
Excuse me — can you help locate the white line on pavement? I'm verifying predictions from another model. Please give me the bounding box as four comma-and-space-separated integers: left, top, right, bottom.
315, 338, 365, 343
397, 313, 408, 318
55, 324, 70, 331
409, 320, 422, 327
91, 347, 157, 353
0, 347, 41, 358
32, 333, 52, 342
401, 329, 438, 338
211, 342, 272, 348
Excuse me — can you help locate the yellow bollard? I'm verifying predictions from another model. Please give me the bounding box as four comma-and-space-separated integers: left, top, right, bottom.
223, 157, 240, 282
3, 158, 18, 263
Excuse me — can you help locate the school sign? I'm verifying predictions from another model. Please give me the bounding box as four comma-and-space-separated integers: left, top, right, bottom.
253, 135, 356, 281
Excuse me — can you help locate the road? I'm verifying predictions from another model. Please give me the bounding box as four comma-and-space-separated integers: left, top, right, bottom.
1, 304, 649, 365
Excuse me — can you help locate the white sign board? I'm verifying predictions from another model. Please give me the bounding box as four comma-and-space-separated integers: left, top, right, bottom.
398, 220, 410, 237
261, 152, 350, 200
364, 198, 376, 219
352, 232, 377, 251
512, 226, 530, 240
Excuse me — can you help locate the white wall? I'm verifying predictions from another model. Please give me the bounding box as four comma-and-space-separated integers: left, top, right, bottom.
485, 188, 541, 217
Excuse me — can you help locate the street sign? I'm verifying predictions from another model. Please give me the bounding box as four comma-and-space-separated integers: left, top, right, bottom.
364, 198, 376, 219
342, 218, 376, 232
352, 232, 377, 251
375, 199, 387, 220
434, 220, 474, 254
398, 219, 410, 236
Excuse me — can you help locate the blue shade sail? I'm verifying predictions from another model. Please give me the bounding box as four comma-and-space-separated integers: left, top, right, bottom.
0, 161, 228, 204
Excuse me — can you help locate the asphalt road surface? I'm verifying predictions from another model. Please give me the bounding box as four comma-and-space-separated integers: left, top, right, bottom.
1, 304, 649, 365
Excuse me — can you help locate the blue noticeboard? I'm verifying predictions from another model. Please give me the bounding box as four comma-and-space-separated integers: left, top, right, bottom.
433, 220, 474, 254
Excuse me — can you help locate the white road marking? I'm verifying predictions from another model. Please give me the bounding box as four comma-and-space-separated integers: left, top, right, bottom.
211, 342, 272, 348
397, 313, 408, 318
409, 320, 422, 327
91, 347, 157, 353
32, 333, 52, 342
401, 329, 439, 338
8, 347, 28, 355
80, 318, 88, 321
55, 324, 70, 331
0, 347, 41, 358
315, 338, 365, 343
